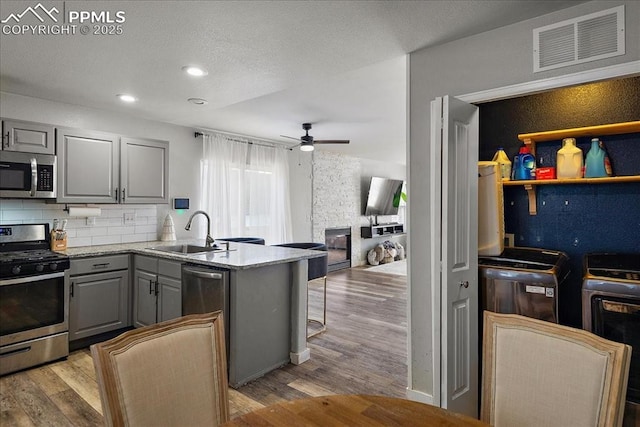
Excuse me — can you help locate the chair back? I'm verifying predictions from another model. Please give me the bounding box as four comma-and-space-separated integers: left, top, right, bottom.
273, 242, 327, 280
481, 311, 631, 427
91, 312, 229, 427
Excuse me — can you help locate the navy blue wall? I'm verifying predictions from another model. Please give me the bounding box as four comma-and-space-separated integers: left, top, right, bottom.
479, 76, 640, 328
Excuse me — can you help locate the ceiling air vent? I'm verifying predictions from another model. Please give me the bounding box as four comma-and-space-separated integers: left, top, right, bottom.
533, 5, 625, 73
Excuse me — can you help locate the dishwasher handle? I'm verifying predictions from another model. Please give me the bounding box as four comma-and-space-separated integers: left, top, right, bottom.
183, 266, 223, 280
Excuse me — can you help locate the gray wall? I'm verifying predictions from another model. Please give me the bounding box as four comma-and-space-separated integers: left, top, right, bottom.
407, 0, 639, 399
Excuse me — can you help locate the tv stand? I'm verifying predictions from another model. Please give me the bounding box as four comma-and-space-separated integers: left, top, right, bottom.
361, 223, 404, 239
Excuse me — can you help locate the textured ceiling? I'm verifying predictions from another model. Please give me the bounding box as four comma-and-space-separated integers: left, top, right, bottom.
0, 0, 586, 165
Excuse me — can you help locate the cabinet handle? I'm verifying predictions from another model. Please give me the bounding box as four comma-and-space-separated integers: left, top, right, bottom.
3, 132, 9, 148
70, 282, 74, 297
154, 280, 159, 296
115, 187, 119, 203
149, 280, 154, 295
92, 263, 110, 269
122, 188, 126, 203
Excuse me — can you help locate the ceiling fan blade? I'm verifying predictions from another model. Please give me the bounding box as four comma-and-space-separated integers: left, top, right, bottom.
280, 135, 301, 141
314, 140, 350, 144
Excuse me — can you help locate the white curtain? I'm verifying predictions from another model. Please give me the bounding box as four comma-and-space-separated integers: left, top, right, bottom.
199, 133, 292, 245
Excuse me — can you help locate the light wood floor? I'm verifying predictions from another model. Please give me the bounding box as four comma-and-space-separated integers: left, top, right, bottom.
0, 266, 407, 425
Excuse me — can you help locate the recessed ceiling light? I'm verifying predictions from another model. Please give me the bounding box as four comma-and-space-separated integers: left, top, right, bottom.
182, 65, 208, 77
188, 97, 208, 105
116, 94, 137, 103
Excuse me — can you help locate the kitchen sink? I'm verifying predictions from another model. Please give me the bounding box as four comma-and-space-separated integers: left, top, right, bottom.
150, 244, 218, 254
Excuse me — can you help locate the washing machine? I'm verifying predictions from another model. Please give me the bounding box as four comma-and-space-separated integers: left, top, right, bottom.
582, 253, 640, 421
479, 246, 570, 323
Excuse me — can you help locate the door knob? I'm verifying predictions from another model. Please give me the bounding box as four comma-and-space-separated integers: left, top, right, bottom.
459, 281, 469, 288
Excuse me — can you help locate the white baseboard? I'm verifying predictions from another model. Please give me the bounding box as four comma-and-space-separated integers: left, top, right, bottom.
290, 348, 311, 365
406, 387, 435, 405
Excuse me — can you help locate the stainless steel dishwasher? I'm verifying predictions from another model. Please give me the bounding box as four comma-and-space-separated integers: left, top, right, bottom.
181, 264, 230, 355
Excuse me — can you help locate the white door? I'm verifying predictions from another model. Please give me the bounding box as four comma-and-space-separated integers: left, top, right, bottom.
430, 96, 479, 417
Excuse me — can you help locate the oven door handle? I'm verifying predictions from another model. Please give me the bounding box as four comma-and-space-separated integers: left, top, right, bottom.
602, 300, 640, 315
0, 271, 65, 286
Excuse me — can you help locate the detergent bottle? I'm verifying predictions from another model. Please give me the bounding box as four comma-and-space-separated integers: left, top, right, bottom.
556, 138, 583, 179
492, 148, 512, 181
513, 146, 536, 180
584, 138, 612, 178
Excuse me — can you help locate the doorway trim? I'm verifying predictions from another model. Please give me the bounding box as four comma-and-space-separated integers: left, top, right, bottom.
459, 61, 640, 104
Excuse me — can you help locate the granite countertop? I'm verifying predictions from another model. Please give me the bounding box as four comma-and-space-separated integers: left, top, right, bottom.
59, 239, 325, 270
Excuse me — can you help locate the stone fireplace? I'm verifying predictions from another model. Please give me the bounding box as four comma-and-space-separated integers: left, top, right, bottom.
325, 227, 352, 272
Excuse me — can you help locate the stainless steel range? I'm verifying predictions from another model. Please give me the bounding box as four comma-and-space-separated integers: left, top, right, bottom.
0, 223, 70, 375
582, 253, 639, 423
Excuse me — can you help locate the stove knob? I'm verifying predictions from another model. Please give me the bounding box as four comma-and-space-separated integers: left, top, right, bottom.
36, 264, 45, 272
49, 263, 58, 271
12, 265, 21, 275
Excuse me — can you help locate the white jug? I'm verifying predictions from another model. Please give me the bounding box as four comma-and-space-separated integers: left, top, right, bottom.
557, 138, 583, 179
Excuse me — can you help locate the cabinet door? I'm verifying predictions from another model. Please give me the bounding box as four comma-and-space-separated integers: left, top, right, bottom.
158, 276, 182, 322
69, 270, 129, 341
120, 137, 169, 204
2, 119, 55, 154
134, 269, 158, 328
56, 128, 119, 203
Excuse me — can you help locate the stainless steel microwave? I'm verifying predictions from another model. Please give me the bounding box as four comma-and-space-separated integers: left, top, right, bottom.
0, 151, 56, 198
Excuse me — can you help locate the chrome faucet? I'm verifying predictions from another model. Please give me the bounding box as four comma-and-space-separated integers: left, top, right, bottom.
185, 210, 214, 247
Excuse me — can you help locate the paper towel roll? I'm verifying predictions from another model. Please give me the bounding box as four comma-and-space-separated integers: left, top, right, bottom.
67, 207, 102, 217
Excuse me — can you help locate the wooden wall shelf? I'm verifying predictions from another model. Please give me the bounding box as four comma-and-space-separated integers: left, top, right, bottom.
509, 121, 640, 215
518, 121, 640, 155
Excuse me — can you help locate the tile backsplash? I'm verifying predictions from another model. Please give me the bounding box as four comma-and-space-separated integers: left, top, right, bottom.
0, 200, 158, 247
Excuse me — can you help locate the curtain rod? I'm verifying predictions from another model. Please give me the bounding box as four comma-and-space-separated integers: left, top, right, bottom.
194, 129, 295, 151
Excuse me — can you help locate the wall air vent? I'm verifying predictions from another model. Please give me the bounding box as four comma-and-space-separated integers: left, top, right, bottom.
533, 5, 625, 73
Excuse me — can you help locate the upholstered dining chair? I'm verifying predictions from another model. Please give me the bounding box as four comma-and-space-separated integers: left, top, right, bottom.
91, 312, 229, 427
482, 311, 631, 427
273, 242, 328, 337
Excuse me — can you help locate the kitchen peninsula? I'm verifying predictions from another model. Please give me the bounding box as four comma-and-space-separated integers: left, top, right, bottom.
61, 240, 325, 387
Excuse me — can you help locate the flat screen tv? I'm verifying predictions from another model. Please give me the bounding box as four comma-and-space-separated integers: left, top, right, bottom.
364, 177, 404, 216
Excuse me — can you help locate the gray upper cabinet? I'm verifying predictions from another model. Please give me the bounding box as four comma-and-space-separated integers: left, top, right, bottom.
56, 128, 169, 204
2, 119, 55, 154
120, 137, 169, 204
57, 128, 119, 203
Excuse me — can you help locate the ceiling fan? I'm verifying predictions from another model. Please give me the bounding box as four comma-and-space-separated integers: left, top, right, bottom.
281, 123, 350, 152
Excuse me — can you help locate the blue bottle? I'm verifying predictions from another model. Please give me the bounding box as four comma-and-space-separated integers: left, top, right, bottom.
584, 138, 611, 178
513, 146, 536, 180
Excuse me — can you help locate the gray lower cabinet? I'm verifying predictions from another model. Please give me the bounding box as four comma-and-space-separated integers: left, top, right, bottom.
68, 255, 130, 341
1, 118, 55, 154
133, 255, 182, 327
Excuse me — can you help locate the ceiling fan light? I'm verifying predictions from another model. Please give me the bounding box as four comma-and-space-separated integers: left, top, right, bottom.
300, 142, 314, 152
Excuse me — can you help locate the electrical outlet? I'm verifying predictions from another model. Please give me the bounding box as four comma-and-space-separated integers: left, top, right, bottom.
124, 213, 136, 224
